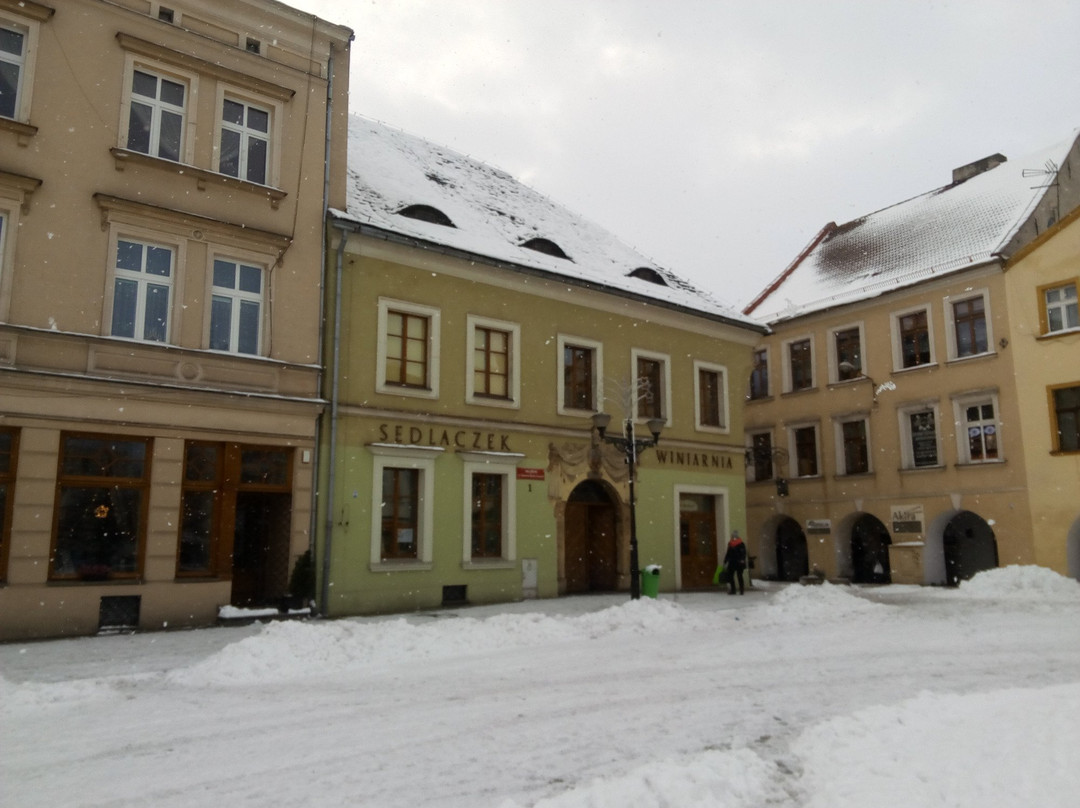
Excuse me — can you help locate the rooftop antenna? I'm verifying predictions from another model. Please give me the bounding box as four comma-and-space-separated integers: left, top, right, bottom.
1022, 159, 1061, 226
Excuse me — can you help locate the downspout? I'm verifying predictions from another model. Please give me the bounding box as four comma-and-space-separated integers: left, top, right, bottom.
309, 42, 335, 607
320, 220, 354, 614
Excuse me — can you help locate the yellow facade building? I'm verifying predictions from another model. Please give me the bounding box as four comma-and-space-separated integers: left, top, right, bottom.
0, 0, 352, 639
742, 135, 1080, 585
318, 117, 765, 616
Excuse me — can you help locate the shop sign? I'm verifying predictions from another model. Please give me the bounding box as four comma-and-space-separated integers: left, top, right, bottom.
517, 468, 545, 481
891, 503, 924, 534
652, 449, 734, 470
806, 519, 832, 534
378, 423, 512, 452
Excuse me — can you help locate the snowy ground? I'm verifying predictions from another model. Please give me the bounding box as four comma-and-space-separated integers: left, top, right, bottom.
2, 566, 1079, 808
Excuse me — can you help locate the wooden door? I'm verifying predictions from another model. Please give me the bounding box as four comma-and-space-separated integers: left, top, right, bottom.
680, 494, 718, 588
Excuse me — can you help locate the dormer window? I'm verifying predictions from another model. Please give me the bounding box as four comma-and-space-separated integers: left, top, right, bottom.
397, 204, 455, 227
629, 267, 668, 286
521, 237, 570, 260
245, 37, 261, 55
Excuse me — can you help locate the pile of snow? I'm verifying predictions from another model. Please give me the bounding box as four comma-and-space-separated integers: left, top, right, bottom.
171, 598, 709, 687
792, 683, 1080, 808
759, 581, 890, 623
496, 748, 789, 808
957, 564, 1080, 601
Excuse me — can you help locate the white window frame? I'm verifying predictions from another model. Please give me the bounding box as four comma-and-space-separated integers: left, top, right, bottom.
890, 304, 937, 371
119, 56, 197, 165
829, 322, 866, 384
376, 298, 441, 400
833, 414, 872, 476
944, 288, 993, 361
1043, 281, 1079, 335
369, 443, 441, 571
782, 335, 815, 392
109, 236, 176, 343
460, 451, 524, 569
215, 87, 281, 187
672, 484, 729, 592
897, 401, 943, 470
787, 422, 821, 478
557, 334, 603, 416
693, 359, 729, 433
632, 348, 672, 426
952, 391, 1002, 464
465, 314, 520, 409
208, 254, 266, 356
0, 7, 46, 125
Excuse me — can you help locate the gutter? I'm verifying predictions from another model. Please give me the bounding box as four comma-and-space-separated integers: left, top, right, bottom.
319, 219, 359, 616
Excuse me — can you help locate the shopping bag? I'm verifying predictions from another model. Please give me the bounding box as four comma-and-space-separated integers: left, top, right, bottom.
712, 564, 726, 585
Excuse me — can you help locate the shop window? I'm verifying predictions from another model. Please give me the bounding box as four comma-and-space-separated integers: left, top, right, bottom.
470, 473, 504, 559
51, 435, 150, 581
369, 445, 438, 568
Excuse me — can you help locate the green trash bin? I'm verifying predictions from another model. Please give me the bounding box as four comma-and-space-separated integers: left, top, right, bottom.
641, 565, 661, 598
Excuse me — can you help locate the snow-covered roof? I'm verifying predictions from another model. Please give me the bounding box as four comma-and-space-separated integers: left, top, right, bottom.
333, 115, 762, 331
745, 132, 1080, 323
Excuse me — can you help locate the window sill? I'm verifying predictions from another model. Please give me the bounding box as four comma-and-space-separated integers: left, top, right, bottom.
954, 459, 1006, 468
834, 471, 874, 480
944, 351, 997, 366
48, 577, 143, 586
0, 116, 38, 145
746, 395, 773, 404
462, 559, 516, 571
377, 381, 439, 400
109, 148, 288, 209
370, 561, 433, 573
781, 386, 818, 397
1050, 449, 1080, 456
1037, 327, 1080, 341
892, 361, 939, 375
900, 464, 946, 473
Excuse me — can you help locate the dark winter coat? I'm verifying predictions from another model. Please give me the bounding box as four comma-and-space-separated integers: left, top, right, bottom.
723, 537, 747, 571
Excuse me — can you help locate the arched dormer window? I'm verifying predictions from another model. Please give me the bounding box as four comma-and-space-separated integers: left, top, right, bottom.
629, 267, 668, 286
397, 204, 455, 227
521, 237, 570, 259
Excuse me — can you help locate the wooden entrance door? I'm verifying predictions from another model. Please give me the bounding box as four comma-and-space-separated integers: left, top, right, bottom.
680, 493, 718, 588
564, 481, 618, 593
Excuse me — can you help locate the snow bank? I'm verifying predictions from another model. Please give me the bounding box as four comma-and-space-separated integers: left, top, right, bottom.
957, 564, 1080, 601
792, 683, 1080, 808
758, 581, 890, 623
497, 748, 788, 808
170, 598, 709, 687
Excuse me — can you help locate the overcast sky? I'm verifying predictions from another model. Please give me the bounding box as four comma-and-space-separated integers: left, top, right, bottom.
287, 0, 1080, 309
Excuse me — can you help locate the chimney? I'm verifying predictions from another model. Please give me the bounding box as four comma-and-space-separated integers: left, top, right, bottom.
952, 153, 1007, 184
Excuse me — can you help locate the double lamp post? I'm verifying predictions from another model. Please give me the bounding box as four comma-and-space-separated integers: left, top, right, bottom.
591, 412, 665, 600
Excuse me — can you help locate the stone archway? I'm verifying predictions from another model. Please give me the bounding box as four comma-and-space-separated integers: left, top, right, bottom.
943, 510, 998, 586
563, 480, 620, 593
775, 516, 809, 582
851, 513, 891, 584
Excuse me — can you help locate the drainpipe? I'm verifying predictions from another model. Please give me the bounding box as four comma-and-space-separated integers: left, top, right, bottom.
320, 220, 355, 614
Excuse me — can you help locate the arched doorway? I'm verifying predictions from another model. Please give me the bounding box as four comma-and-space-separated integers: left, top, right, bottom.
775, 517, 809, 582
851, 514, 891, 584
564, 480, 619, 593
943, 510, 998, 586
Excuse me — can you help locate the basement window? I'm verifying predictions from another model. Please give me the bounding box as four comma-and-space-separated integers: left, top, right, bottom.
521, 237, 570, 260
397, 204, 455, 227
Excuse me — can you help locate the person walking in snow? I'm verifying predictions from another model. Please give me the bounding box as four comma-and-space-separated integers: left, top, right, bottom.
723, 531, 747, 595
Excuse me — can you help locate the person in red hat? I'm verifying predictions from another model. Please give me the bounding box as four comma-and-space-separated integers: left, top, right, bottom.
723, 531, 747, 595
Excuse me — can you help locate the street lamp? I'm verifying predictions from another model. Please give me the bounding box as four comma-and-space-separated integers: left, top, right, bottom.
591, 411, 665, 599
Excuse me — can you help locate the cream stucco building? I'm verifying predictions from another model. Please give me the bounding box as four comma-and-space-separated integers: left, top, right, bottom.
742, 134, 1080, 586
0, 0, 351, 639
